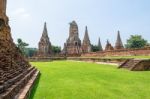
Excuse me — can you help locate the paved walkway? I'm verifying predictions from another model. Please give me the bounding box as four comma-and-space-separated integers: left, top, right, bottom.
95, 62, 119, 66
70, 60, 119, 66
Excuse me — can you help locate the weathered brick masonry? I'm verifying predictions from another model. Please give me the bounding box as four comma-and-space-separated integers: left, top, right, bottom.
82, 47, 150, 57
0, 0, 40, 99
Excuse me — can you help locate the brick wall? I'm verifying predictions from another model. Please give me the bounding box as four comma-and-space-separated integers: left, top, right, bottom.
82, 47, 150, 57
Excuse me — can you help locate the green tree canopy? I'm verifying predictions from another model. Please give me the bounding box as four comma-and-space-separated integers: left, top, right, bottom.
125, 35, 148, 49
91, 45, 99, 52
25, 48, 37, 57
17, 38, 29, 55
52, 45, 61, 54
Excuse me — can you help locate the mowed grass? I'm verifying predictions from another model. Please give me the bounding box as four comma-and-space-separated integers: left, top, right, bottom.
30, 61, 150, 99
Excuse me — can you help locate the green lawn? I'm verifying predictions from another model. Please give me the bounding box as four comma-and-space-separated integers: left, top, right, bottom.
30, 61, 150, 99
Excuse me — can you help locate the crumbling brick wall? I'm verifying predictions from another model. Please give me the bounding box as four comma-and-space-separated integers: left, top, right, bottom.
82, 47, 150, 57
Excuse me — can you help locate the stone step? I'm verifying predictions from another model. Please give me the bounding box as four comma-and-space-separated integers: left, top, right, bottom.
0, 67, 37, 99
118, 59, 150, 71
17, 70, 40, 99
122, 60, 133, 68
0, 67, 35, 94
119, 59, 141, 69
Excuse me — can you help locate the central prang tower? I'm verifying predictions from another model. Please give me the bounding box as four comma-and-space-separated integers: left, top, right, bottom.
63, 21, 82, 56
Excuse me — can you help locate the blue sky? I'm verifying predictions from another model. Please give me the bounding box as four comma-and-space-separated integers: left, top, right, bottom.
7, 0, 150, 48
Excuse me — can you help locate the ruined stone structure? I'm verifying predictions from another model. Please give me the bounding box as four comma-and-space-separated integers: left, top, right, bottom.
115, 31, 124, 50
98, 37, 103, 51
119, 59, 150, 71
105, 40, 114, 51
62, 22, 127, 56
81, 26, 92, 53
61, 22, 128, 56
37, 22, 52, 57
0, 0, 39, 98
63, 21, 82, 56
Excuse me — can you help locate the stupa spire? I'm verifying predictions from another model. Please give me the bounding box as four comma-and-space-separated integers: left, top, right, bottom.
98, 37, 103, 51
81, 26, 92, 53
38, 22, 52, 57
115, 31, 124, 50
42, 22, 48, 38
83, 26, 90, 43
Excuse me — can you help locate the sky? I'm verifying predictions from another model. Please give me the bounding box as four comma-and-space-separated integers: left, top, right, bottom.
7, 0, 150, 49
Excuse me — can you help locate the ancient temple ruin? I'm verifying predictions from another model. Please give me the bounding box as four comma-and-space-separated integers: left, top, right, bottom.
104, 31, 124, 51
63, 21, 82, 56
37, 22, 52, 57
115, 31, 124, 50
0, 0, 39, 98
82, 26, 92, 53
105, 40, 114, 51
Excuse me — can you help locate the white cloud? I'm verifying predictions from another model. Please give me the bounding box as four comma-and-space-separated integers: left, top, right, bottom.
13, 8, 25, 15
10, 8, 31, 19
22, 13, 30, 18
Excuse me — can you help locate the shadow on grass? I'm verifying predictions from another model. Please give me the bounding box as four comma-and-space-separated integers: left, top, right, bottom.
29, 73, 41, 99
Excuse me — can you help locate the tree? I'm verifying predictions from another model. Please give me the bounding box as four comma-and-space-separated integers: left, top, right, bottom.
25, 48, 37, 57
17, 38, 29, 56
52, 45, 61, 54
145, 43, 150, 47
91, 45, 99, 52
125, 35, 148, 49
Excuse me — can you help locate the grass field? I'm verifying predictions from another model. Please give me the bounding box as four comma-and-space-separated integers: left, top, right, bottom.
30, 61, 150, 99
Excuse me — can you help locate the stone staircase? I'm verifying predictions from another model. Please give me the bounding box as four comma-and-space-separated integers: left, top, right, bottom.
119, 59, 142, 70
0, 67, 39, 99
0, 52, 40, 99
